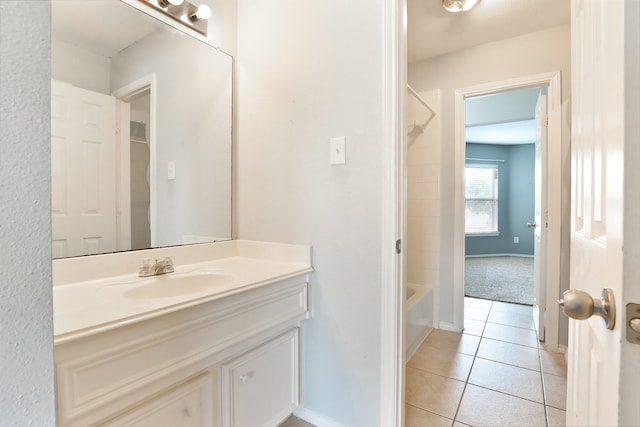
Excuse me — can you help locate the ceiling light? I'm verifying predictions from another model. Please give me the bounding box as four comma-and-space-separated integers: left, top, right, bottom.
442, 0, 481, 13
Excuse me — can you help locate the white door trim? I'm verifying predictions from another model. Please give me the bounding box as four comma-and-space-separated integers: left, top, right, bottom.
115, 100, 132, 252
620, 1, 640, 423
453, 71, 562, 350
112, 73, 157, 248
380, 0, 406, 425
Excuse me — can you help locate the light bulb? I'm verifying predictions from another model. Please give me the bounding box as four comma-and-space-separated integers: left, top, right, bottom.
158, 0, 183, 7
442, 0, 480, 13
190, 4, 211, 21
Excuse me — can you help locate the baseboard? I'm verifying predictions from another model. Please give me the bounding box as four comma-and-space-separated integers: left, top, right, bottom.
465, 253, 534, 258
438, 321, 462, 332
293, 407, 345, 427
406, 327, 433, 362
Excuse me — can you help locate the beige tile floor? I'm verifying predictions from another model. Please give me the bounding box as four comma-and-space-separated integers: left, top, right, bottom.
406, 297, 568, 427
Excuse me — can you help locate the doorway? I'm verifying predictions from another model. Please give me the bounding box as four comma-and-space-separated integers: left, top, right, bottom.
463, 87, 543, 308
453, 72, 563, 350
127, 90, 152, 251
112, 74, 157, 251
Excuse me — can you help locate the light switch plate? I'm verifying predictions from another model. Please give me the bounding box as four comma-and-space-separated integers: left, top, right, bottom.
330, 137, 346, 165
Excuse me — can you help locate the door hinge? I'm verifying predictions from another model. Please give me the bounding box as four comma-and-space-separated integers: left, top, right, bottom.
395, 240, 402, 254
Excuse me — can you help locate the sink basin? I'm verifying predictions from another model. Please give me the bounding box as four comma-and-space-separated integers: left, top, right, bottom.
123, 272, 236, 299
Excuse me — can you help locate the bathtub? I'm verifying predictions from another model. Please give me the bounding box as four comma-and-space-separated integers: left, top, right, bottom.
406, 283, 433, 361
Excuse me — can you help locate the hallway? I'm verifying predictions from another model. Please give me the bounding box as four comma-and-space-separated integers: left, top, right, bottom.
406, 297, 567, 426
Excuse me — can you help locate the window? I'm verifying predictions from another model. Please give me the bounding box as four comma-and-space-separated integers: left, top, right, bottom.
465, 165, 499, 235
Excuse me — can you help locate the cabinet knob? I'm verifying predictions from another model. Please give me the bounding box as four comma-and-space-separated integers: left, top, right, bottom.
239, 372, 253, 383
183, 406, 196, 417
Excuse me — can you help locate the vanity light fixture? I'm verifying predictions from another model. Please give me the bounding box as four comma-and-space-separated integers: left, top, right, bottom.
189, 4, 211, 22
141, 0, 211, 36
442, 0, 481, 13
157, 0, 184, 8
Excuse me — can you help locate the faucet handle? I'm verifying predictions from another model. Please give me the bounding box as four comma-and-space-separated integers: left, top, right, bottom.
139, 258, 153, 276
162, 256, 175, 272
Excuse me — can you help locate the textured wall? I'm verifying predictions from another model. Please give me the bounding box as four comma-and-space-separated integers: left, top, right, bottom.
0, 1, 56, 424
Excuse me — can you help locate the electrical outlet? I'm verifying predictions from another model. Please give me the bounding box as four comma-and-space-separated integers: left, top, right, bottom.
514, 236, 519, 243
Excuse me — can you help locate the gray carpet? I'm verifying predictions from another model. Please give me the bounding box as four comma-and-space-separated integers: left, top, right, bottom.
465, 256, 534, 305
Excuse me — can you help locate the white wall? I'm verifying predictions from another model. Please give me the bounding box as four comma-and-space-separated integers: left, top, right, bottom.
204, 0, 237, 55
51, 39, 111, 94
409, 25, 572, 343
0, 2, 56, 424
111, 30, 233, 246
235, 0, 388, 424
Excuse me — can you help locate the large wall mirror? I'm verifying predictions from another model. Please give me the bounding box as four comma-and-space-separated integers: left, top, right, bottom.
51, 0, 232, 259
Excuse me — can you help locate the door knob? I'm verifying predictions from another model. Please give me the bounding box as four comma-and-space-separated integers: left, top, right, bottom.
527, 222, 537, 228
558, 288, 616, 330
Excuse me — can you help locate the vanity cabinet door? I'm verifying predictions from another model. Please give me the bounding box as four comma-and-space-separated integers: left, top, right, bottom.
222, 329, 299, 427
105, 373, 217, 427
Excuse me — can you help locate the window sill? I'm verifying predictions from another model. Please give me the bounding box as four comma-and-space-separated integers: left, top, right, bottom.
465, 232, 500, 237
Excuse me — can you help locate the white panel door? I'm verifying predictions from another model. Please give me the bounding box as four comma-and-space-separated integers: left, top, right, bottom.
51, 80, 117, 258
532, 92, 547, 341
567, 0, 640, 425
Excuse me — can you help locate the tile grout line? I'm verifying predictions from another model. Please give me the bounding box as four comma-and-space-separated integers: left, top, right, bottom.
460, 299, 550, 426
416, 298, 562, 427
405, 402, 456, 423
536, 334, 551, 427
451, 300, 492, 425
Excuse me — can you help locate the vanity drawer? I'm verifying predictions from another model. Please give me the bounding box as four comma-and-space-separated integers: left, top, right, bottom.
105, 373, 216, 427
222, 328, 299, 427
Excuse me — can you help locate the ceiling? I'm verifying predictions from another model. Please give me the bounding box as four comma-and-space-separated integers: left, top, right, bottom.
465, 87, 542, 145
466, 119, 536, 145
408, 0, 570, 63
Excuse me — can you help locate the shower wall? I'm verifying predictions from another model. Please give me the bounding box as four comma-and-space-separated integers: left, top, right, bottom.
406, 89, 442, 313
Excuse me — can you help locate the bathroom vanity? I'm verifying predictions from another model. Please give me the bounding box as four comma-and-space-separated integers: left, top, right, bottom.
53, 241, 313, 427
49, 2, 307, 425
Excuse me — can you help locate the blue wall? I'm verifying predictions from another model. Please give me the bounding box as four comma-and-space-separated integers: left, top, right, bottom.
465, 143, 535, 256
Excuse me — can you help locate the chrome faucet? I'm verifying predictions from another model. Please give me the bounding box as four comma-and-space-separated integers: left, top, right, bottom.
139, 257, 175, 277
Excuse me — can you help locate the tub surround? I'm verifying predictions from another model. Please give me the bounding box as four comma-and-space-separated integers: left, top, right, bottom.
53, 240, 312, 426
406, 283, 434, 360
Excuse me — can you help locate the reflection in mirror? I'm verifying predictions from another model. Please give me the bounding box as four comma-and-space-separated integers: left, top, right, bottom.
51, 0, 232, 259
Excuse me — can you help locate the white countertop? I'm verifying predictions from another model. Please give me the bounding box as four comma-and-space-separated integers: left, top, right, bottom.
53, 241, 312, 344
